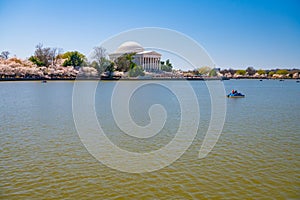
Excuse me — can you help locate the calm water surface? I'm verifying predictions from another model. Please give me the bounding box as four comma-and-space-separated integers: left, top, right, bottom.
1, 80, 299, 199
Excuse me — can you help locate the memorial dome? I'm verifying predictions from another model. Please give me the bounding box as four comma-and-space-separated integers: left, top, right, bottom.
115, 41, 144, 54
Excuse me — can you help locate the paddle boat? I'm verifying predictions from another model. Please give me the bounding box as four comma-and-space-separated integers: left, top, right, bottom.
227, 90, 245, 98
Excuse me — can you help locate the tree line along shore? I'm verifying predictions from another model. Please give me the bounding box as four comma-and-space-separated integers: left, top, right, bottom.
0, 45, 299, 81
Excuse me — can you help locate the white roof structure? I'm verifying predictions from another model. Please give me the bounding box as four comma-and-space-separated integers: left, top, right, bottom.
136, 50, 161, 56
114, 41, 144, 54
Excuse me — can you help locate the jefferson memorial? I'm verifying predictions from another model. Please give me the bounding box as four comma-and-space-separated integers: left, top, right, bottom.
109, 41, 161, 72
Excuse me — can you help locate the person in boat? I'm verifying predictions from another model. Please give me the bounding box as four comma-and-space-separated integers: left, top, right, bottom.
234, 90, 237, 94
232, 89, 235, 94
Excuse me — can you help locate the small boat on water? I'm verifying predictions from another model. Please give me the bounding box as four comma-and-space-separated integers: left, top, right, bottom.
227, 91, 245, 98
41, 80, 47, 83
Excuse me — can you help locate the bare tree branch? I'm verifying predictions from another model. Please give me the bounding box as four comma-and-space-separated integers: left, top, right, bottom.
0, 51, 10, 59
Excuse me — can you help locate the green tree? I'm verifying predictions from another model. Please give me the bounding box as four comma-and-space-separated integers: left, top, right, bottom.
29, 56, 44, 66
128, 65, 145, 77
268, 71, 275, 77
161, 65, 172, 72
236, 70, 246, 75
276, 69, 288, 75
166, 59, 172, 67
105, 61, 115, 77
208, 69, 217, 76
115, 53, 135, 72
161, 59, 173, 72
62, 51, 85, 67
257, 69, 266, 75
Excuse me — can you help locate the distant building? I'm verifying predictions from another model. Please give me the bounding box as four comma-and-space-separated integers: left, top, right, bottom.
109, 41, 161, 72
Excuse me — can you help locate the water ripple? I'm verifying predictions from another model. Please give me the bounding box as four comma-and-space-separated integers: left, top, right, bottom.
1, 80, 299, 199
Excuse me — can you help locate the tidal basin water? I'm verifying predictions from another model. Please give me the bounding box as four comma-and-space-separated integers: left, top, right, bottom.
1, 80, 299, 199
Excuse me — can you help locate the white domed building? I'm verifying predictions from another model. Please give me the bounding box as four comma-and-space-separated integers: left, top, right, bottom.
109, 41, 161, 72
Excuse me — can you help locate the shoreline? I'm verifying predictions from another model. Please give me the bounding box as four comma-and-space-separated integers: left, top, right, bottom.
0, 77, 299, 82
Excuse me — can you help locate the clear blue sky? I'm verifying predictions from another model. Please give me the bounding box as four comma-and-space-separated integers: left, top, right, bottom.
0, 0, 299, 69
